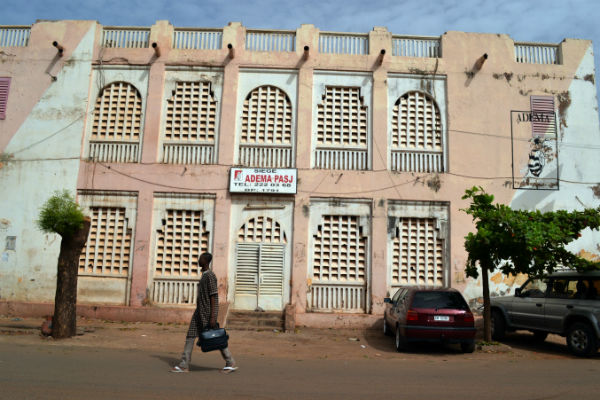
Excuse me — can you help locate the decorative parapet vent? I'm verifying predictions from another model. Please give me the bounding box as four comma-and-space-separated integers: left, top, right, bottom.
79, 207, 133, 276
391, 217, 444, 286
162, 81, 217, 164
238, 216, 287, 243
515, 42, 560, 64
154, 209, 209, 277
89, 81, 143, 163
239, 85, 294, 168
0, 26, 30, 47
392, 35, 441, 58
391, 91, 444, 173
310, 214, 368, 313
150, 194, 215, 305
315, 86, 368, 170
319, 32, 369, 55
173, 28, 222, 50
245, 30, 296, 52
387, 201, 448, 291
101, 27, 150, 48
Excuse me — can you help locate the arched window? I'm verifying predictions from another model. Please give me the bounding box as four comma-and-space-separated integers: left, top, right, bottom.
239, 85, 294, 168
89, 82, 143, 162
237, 216, 287, 243
315, 86, 368, 170
161, 81, 217, 164
391, 91, 444, 172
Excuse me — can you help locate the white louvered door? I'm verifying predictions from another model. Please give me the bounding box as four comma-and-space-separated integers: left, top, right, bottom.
234, 242, 285, 310
257, 243, 285, 310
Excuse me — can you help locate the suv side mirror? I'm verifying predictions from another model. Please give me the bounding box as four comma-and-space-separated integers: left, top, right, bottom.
384, 297, 391, 304
515, 288, 522, 297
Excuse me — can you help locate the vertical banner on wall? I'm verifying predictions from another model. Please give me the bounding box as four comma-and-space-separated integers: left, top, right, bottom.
511, 110, 559, 190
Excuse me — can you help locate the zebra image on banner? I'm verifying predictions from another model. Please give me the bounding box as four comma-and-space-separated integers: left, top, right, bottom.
510, 108, 559, 190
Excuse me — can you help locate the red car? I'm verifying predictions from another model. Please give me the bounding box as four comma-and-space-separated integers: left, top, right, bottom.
383, 287, 476, 353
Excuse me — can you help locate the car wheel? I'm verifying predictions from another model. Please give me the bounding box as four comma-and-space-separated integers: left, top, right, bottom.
461, 340, 475, 353
395, 326, 407, 352
567, 322, 598, 357
532, 330, 548, 342
491, 310, 506, 341
383, 318, 392, 336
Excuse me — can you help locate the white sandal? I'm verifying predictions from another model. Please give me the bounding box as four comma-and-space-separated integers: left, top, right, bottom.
222, 366, 238, 374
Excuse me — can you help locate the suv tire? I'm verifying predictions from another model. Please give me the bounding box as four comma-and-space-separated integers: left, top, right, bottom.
532, 330, 548, 342
491, 310, 506, 341
567, 322, 598, 357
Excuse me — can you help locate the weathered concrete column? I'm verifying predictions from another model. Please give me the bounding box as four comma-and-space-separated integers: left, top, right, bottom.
129, 187, 154, 306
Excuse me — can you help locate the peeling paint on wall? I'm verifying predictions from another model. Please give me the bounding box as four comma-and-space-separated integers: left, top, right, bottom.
557, 91, 571, 129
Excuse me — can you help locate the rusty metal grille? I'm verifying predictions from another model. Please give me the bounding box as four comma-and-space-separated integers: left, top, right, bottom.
154, 210, 209, 277
165, 81, 217, 142
241, 85, 292, 144
237, 216, 287, 243
392, 91, 442, 150
79, 207, 132, 276
91, 82, 142, 142
312, 215, 366, 282
392, 217, 443, 286
316, 86, 368, 146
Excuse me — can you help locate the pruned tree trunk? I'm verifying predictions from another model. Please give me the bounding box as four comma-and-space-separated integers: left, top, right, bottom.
52, 218, 91, 339
481, 266, 492, 342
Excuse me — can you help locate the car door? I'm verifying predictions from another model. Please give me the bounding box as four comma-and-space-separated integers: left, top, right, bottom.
509, 278, 548, 329
389, 288, 408, 329
544, 278, 576, 333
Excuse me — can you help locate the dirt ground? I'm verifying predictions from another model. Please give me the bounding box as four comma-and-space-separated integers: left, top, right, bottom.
0, 315, 581, 361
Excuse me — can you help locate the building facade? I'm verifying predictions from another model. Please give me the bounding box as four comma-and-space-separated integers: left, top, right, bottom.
1, 20, 599, 327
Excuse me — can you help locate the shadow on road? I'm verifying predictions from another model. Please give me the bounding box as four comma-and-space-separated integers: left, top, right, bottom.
497, 332, 600, 359
362, 330, 467, 355
150, 354, 222, 371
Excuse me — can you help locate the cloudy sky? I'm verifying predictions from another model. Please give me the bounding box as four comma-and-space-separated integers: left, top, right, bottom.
2, 0, 600, 96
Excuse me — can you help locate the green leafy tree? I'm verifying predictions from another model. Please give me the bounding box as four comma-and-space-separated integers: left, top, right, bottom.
37, 191, 91, 339
462, 186, 600, 341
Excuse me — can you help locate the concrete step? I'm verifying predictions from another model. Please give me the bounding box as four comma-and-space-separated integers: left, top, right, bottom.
226, 311, 284, 331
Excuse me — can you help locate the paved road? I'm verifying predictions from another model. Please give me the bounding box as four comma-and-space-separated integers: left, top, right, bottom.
1, 341, 599, 400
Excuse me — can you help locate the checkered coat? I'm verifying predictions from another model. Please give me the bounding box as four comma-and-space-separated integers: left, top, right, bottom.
186, 269, 219, 338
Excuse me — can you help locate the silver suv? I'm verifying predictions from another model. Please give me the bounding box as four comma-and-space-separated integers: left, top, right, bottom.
490, 271, 600, 357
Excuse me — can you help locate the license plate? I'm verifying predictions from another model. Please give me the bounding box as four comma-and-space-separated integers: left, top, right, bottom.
434, 315, 450, 321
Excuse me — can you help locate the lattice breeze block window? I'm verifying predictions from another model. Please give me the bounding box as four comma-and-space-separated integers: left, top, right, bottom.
238, 217, 287, 243
312, 215, 366, 282
391, 91, 444, 173
315, 86, 368, 170
89, 82, 143, 163
239, 85, 293, 168
79, 207, 132, 276
165, 81, 217, 142
391, 218, 444, 286
154, 210, 209, 277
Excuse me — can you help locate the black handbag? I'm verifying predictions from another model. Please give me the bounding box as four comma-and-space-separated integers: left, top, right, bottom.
197, 324, 229, 352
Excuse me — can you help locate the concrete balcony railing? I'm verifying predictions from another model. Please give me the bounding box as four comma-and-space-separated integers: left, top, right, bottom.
309, 281, 366, 313
0, 26, 30, 47
101, 27, 150, 48
173, 28, 222, 50
152, 277, 199, 305
88, 141, 140, 163
319, 32, 369, 55
392, 35, 441, 58
314, 147, 368, 170
515, 42, 560, 64
245, 29, 296, 52
161, 143, 215, 164
238, 144, 294, 168
390, 149, 445, 173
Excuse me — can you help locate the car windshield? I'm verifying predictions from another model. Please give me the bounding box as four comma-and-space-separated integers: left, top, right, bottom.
411, 291, 469, 310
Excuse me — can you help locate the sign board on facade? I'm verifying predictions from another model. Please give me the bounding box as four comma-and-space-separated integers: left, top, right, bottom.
229, 168, 297, 194
511, 110, 559, 190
